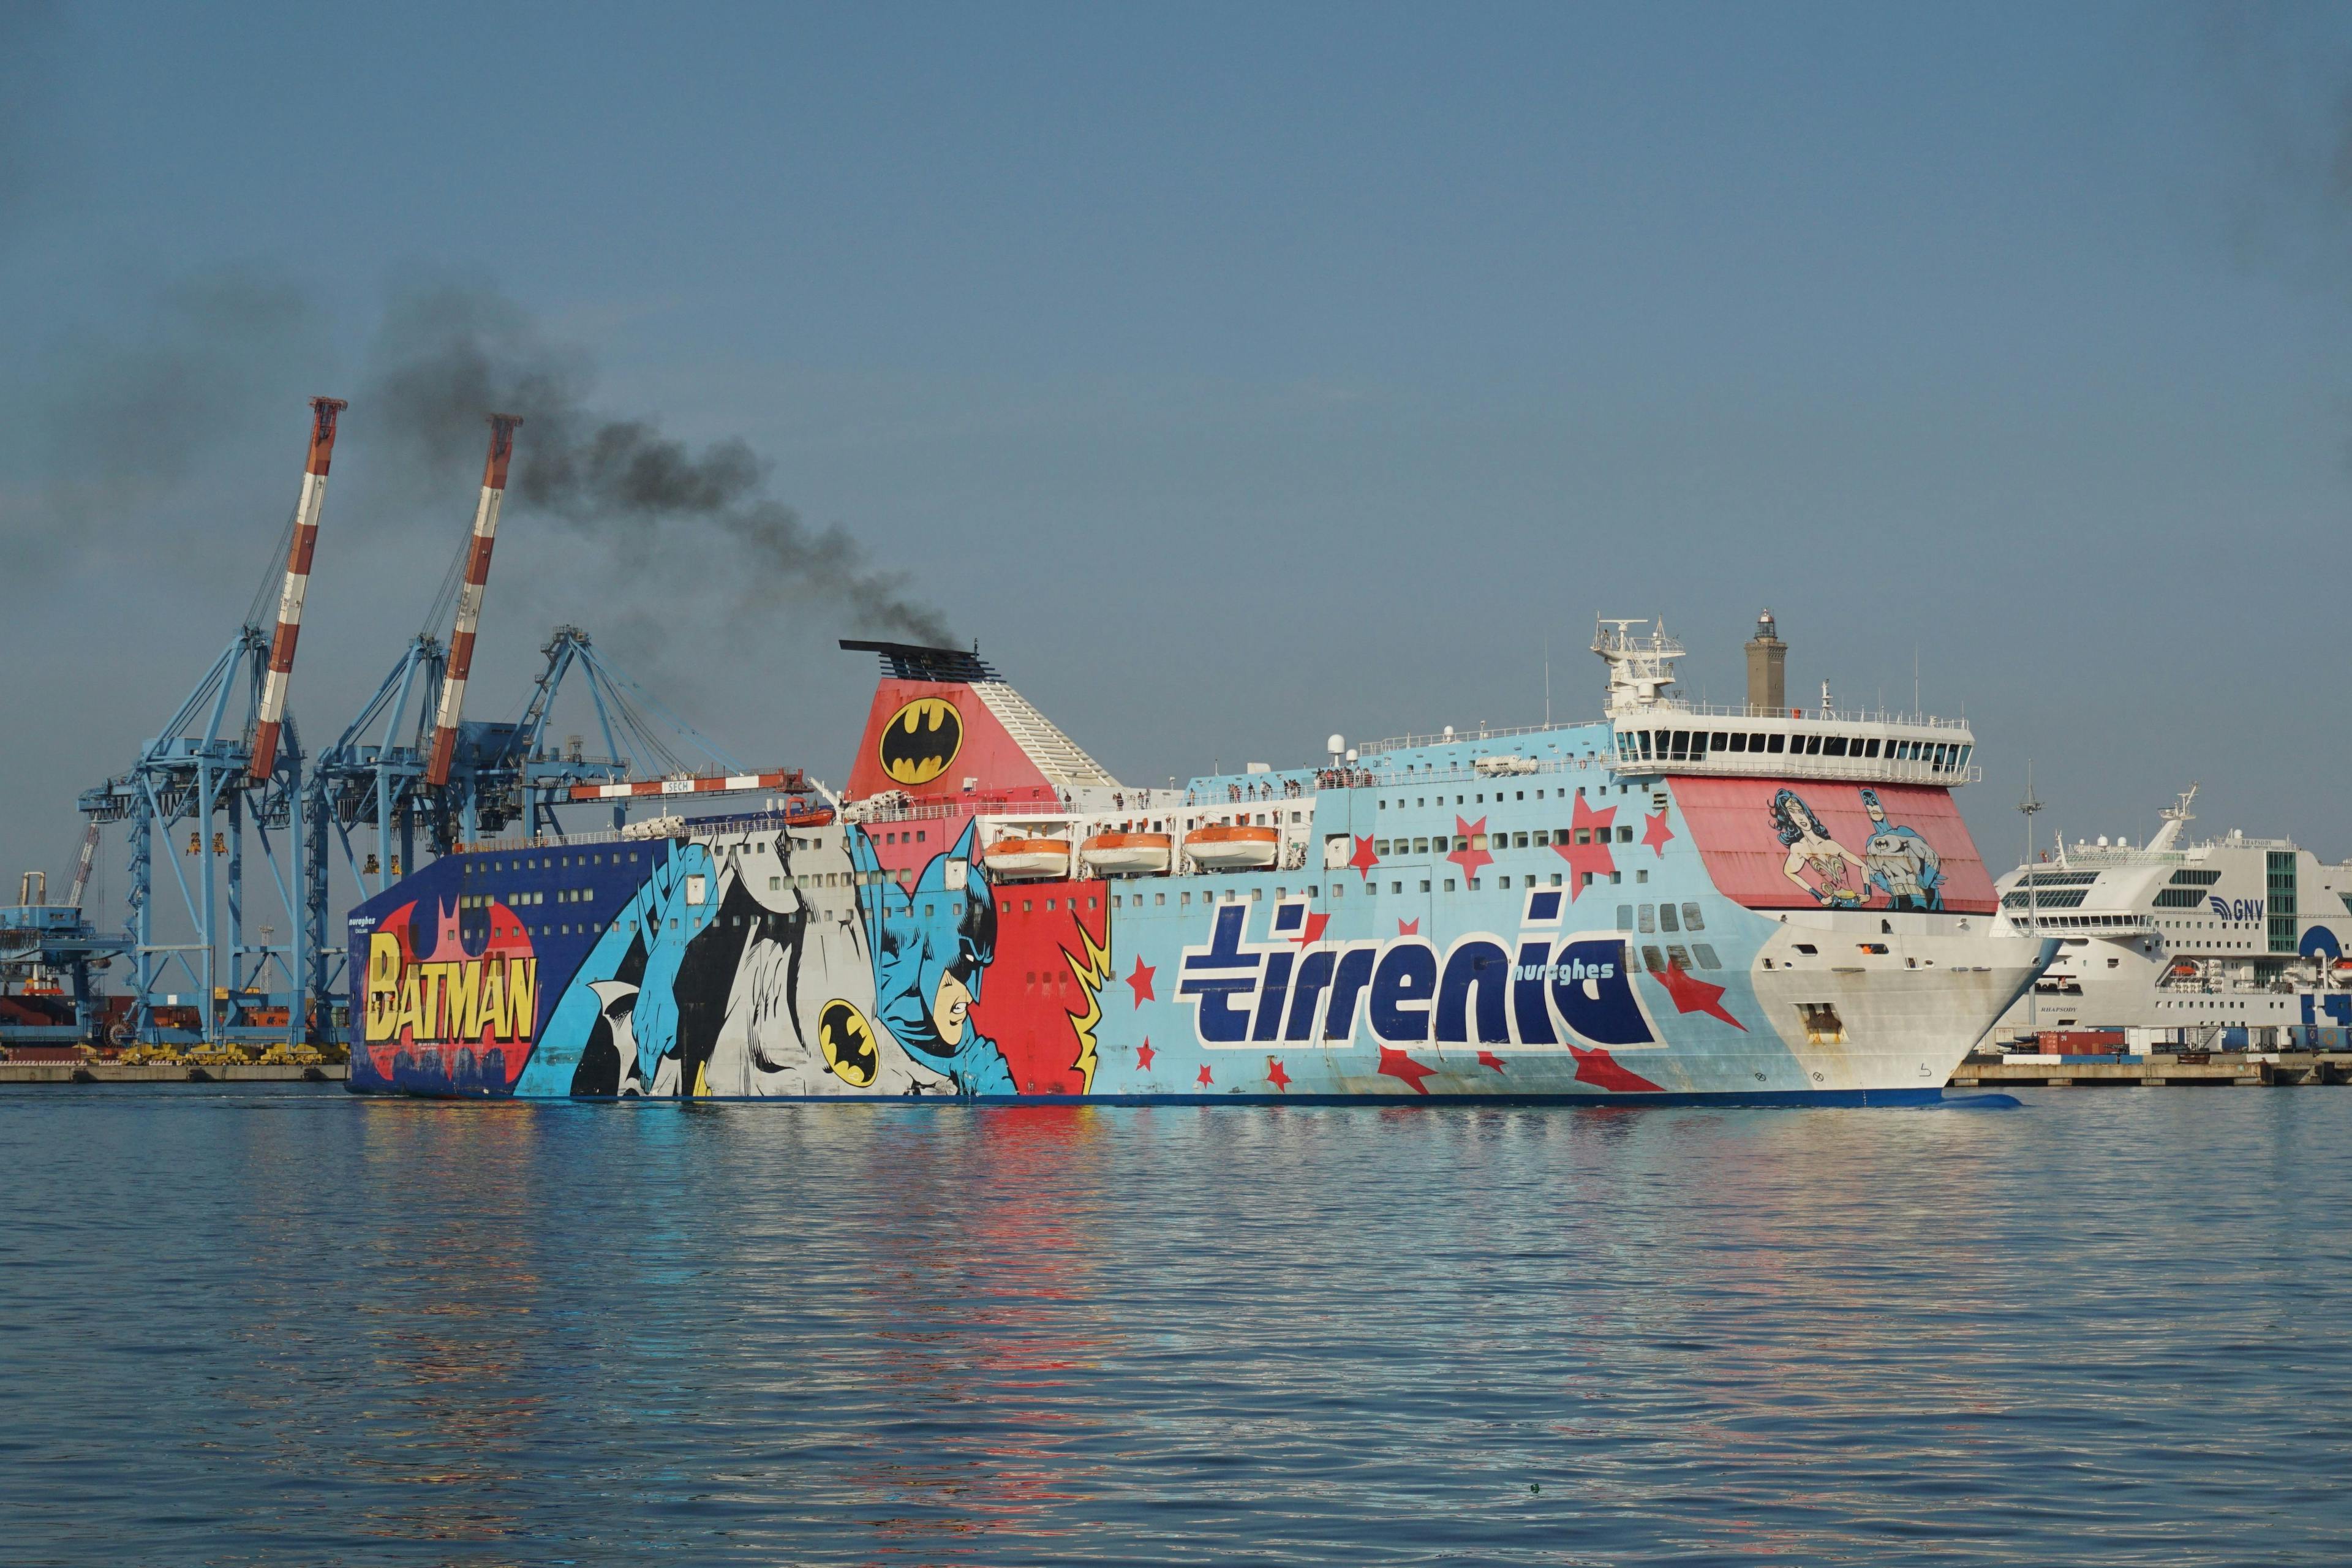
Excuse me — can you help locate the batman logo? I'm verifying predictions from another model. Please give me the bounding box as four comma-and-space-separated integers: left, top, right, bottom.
818, 998, 879, 1087
879, 697, 962, 786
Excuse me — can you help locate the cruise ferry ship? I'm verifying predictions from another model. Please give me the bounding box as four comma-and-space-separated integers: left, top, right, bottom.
346, 614, 2053, 1101
1991, 788, 2352, 1050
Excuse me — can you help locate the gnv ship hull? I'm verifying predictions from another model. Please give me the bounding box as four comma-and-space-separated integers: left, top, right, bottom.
347, 624, 2050, 1102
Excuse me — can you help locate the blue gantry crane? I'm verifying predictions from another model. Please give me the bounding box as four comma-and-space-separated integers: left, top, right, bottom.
56, 404, 778, 1049
72, 400, 347, 1047
0, 827, 134, 1047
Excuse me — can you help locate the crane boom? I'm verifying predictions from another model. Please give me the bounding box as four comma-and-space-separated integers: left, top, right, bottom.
66, 821, 100, 911
249, 396, 346, 779
424, 414, 522, 788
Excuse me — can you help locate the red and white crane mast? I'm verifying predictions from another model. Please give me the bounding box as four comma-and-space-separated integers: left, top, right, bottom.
424, 413, 522, 789
248, 396, 347, 780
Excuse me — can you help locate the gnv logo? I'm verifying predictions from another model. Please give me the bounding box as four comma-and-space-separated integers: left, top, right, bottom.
1174, 896, 1656, 1049
2207, 895, 2264, 922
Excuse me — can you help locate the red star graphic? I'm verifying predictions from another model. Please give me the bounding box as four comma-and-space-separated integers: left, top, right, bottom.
1446, 815, 1493, 884
1398, 918, 1420, 936
1477, 1049, 1506, 1073
1642, 808, 1675, 857
1125, 956, 1156, 1006
1348, 834, 1380, 880
1289, 911, 1330, 948
1378, 1046, 1436, 1095
1135, 1038, 1156, 1070
1196, 1064, 1213, 1088
1568, 1045, 1663, 1093
1552, 794, 1619, 899
1642, 956, 1746, 1030
1267, 1058, 1291, 1092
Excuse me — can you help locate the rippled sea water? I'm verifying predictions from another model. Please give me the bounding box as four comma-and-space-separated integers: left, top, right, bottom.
4, 1087, 2350, 1566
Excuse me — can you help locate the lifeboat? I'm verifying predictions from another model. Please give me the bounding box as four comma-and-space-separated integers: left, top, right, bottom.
1081, 831, 1172, 876
783, 802, 836, 828
1185, 823, 1280, 871
985, 835, 1071, 879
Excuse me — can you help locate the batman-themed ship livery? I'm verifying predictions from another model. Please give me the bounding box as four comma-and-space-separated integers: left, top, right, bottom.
347, 619, 2053, 1102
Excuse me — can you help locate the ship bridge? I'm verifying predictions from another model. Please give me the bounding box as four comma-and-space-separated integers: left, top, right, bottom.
1593, 617, 1977, 786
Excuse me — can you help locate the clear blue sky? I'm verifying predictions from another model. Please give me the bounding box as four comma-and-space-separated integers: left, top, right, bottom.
4, 1, 2351, 902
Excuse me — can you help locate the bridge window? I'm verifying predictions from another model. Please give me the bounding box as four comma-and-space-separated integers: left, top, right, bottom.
1766, 734, 1785, 753
1824, 735, 1848, 757
1864, 739, 1880, 758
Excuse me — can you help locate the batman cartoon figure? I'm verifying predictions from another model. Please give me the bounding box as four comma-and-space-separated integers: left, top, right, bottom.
878, 697, 962, 786
518, 836, 951, 1098
851, 821, 1015, 1095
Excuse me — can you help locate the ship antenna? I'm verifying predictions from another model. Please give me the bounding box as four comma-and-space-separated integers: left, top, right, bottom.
2020, 760, 2044, 1035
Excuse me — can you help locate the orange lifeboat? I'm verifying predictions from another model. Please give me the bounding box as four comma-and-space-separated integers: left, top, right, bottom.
1185, 823, 1280, 871
985, 835, 1071, 879
1081, 831, 1172, 876
783, 803, 836, 828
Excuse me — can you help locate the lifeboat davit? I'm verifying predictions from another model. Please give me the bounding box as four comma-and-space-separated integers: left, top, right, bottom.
1185, 823, 1280, 871
1081, 831, 1172, 876
985, 836, 1071, 879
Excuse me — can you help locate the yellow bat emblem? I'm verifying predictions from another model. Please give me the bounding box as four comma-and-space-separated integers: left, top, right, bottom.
818, 998, 879, 1087
878, 696, 962, 786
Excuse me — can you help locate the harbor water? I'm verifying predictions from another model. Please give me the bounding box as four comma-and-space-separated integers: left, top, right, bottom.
4, 1087, 2349, 1565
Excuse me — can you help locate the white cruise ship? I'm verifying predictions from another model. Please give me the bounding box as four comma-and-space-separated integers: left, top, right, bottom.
1991, 788, 2352, 1050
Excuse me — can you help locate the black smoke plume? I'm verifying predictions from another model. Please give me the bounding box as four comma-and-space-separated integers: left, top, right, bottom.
365, 282, 952, 645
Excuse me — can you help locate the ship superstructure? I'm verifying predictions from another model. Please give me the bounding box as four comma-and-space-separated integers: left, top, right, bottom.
347, 614, 2052, 1101
1992, 788, 2352, 1050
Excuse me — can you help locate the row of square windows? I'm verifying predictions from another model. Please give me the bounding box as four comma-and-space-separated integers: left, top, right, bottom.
463, 880, 1711, 933
1378, 826, 1632, 856
1379, 785, 1641, 811
465, 853, 643, 874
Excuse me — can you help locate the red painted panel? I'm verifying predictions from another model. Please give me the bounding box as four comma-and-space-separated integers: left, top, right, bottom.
1671, 777, 1996, 913
967, 879, 1112, 1095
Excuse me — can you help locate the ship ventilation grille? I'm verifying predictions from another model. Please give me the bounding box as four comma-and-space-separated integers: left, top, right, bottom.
970, 680, 1121, 791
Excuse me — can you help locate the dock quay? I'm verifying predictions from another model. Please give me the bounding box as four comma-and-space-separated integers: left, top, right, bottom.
0, 1061, 347, 1085
1952, 1052, 2352, 1088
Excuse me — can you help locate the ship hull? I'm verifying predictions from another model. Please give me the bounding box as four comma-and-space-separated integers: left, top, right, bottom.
345, 805, 2046, 1103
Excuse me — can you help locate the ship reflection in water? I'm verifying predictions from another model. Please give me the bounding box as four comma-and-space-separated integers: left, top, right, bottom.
7, 1087, 2352, 1564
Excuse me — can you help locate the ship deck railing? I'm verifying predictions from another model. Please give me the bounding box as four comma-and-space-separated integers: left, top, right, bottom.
1357, 706, 1969, 757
